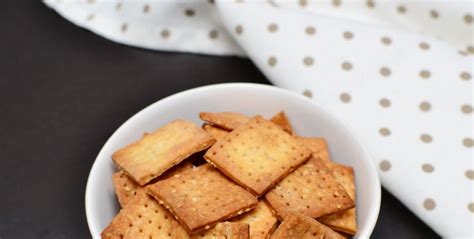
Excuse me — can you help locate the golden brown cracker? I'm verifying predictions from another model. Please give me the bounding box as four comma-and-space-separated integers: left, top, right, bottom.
112, 171, 140, 207
270, 111, 293, 134
199, 112, 250, 130
204, 116, 312, 196
101, 190, 189, 239
318, 164, 357, 235
112, 119, 216, 185
203, 124, 229, 141
146, 164, 258, 234
232, 201, 278, 239
265, 157, 355, 219
270, 213, 344, 239
296, 137, 331, 165
192, 222, 250, 239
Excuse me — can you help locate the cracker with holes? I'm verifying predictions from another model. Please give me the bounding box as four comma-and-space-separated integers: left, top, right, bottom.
112, 119, 216, 185
112, 171, 141, 207
203, 124, 229, 141
192, 222, 249, 239
204, 116, 312, 196
265, 157, 354, 219
270, 111, 293, 134
101, 190, 189, 239
232, 201, 278, 239
295, 136, 331, 165
319, 164, 357, 235
270, 213, 344, 239
146, 164, 258, 234
199, 112, 250, 130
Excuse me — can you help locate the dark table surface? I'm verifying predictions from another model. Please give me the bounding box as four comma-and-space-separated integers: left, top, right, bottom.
0, 1, 441, 238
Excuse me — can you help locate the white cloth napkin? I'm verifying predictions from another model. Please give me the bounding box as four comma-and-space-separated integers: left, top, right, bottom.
44, 0, 474, 237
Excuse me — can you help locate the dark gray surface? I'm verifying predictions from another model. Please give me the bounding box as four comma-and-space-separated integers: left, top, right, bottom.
0, 1, 441, 238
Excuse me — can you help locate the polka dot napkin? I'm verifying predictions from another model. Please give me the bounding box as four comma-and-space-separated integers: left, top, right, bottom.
44, 0, 473, 237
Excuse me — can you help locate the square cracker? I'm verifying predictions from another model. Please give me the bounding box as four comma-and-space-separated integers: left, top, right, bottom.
199, 112, 250, 130
232, 200, 278, 239
112, 119, 216, 185
295, 137, 331, 165
192, 222, 249, 239
101, 189, 189, 239
270, 213, 344, 239
146, 164, 258, 234
203, 124, 229, 141
112, 171, 141, 207
318, 164, 357, 235
204, 116, 312, 196
270, 111, 293, 134
265, 157, 355, 219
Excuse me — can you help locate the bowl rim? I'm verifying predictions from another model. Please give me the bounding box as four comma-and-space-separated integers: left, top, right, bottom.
85, 82, 381, 238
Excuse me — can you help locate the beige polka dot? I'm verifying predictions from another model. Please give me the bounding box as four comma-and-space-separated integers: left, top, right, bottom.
302, 90, 312, 98
235, 25, 243, 35
397, 5, 407, 14
268, 23, 279, 33
185, 9, 195, 17
86, 14, 95, 21
469, 203, 474, 213
161, 29, 170, 38
305, 26, 316, 35
121, 23, 128, 33
460, 72, 471, 81
465, 14, 473, 24
419, 101, 431, 112
116, 2, 122, 11
87, 0, 95, 3
340, 93, 351, 103
343, 31, 354, 40
379, 160, 391, 172
366, 0, 375, 8
420, 134, 433, 143
209, 30, 218, 39
342, 62, 352, 71
468, 46, 474, 54
379, 128, 391, 136
419, 70, 431, 79
380, 67, 391, 77
379, 98, 391, 108
143, 4, 150, 13
381, 36, 392, 45
430, 10, 439, 19
299, 0, 307, 7
419, 42, 430, 50
423, 199, 436, 210
422, 163, 434, 173
463, 138, 473, 148
332, 0, 341, 7
461, 104, 473, 114
303, 57, 314, 66
465, 170, 474, 180
268, 57, 277, 67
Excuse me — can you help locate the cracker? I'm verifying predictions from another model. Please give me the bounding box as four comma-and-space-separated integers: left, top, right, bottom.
270, 213, 344, 239
112, 171, 141, 207
112, 119, 216, 185
101, 189, 189, 239
270, 111, 293, 134
199, 112, 250, 130
146, 164, 258, 234
204, 116, 312, 196
318, 164, 357, 235
265, 157, 355, 219
192, 222, 249, 239
232, 200, 278, 239
203, 124, 229, 141
295, 137, 331, 165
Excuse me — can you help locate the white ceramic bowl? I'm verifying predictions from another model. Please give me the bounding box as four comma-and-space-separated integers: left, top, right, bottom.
85, 83, 381, 238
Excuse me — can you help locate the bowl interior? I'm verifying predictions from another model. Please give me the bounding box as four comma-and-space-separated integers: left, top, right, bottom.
85, 83, 380, 238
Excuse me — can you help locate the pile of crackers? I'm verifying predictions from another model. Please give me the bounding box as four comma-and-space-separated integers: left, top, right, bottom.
102, 111, 357, 239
